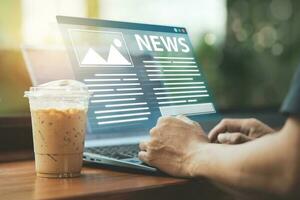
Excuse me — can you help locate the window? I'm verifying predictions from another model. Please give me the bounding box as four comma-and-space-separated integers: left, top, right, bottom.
22, 0, 86, 46
99, 0, 227, 46
0, 0, 87, 115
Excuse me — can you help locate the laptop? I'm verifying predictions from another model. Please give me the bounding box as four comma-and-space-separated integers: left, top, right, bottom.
24, 16, 219, 173
21, 45, 75, 85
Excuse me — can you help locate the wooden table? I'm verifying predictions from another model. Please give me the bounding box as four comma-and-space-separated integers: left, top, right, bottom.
0, 160, 231, 200
0, 118, 232, 200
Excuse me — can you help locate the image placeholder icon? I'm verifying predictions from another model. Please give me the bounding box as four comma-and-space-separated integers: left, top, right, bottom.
69, 30, 133, 67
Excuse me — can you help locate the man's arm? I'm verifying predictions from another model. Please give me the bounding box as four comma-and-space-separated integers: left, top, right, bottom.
189, 117, 300, 198
139, 117, 300, 199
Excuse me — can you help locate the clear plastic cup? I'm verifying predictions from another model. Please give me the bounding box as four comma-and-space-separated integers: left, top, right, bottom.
24, 80, 91, 178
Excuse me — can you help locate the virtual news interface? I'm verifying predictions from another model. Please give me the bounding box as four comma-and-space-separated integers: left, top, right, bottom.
59, 18, 218, 136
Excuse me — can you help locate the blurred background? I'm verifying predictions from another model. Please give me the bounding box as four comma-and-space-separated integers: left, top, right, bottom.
1, 0, 300, 116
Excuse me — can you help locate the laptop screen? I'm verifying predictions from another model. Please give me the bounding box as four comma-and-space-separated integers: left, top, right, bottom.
57, 16, 218, 140
21, 46, 74, 86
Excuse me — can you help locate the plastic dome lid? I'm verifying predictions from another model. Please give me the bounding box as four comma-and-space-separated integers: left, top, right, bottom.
24, 80, 91, 98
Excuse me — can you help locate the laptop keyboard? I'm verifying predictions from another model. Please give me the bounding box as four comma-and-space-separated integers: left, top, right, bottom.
85, 144, 140, 160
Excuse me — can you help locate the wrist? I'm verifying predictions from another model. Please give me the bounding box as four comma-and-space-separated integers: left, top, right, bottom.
185, 143, 212, 178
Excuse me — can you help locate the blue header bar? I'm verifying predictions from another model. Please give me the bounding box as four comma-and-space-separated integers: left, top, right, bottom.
56, 16, 186, 34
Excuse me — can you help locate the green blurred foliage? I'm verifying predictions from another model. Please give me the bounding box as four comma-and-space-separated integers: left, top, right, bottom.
0, 0, 31, 116
197, 0, 300, 110
0, 50, 31, 116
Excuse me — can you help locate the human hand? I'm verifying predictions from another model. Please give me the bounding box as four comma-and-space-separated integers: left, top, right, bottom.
208, 118, 274, 144
139, 115, 208, 177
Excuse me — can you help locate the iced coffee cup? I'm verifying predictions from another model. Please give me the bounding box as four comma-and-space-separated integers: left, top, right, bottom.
24, 80, 91, 178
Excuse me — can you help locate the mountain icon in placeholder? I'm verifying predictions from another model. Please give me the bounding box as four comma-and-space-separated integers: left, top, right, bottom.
81, 40, 131, 66
81, 48, 107, 65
